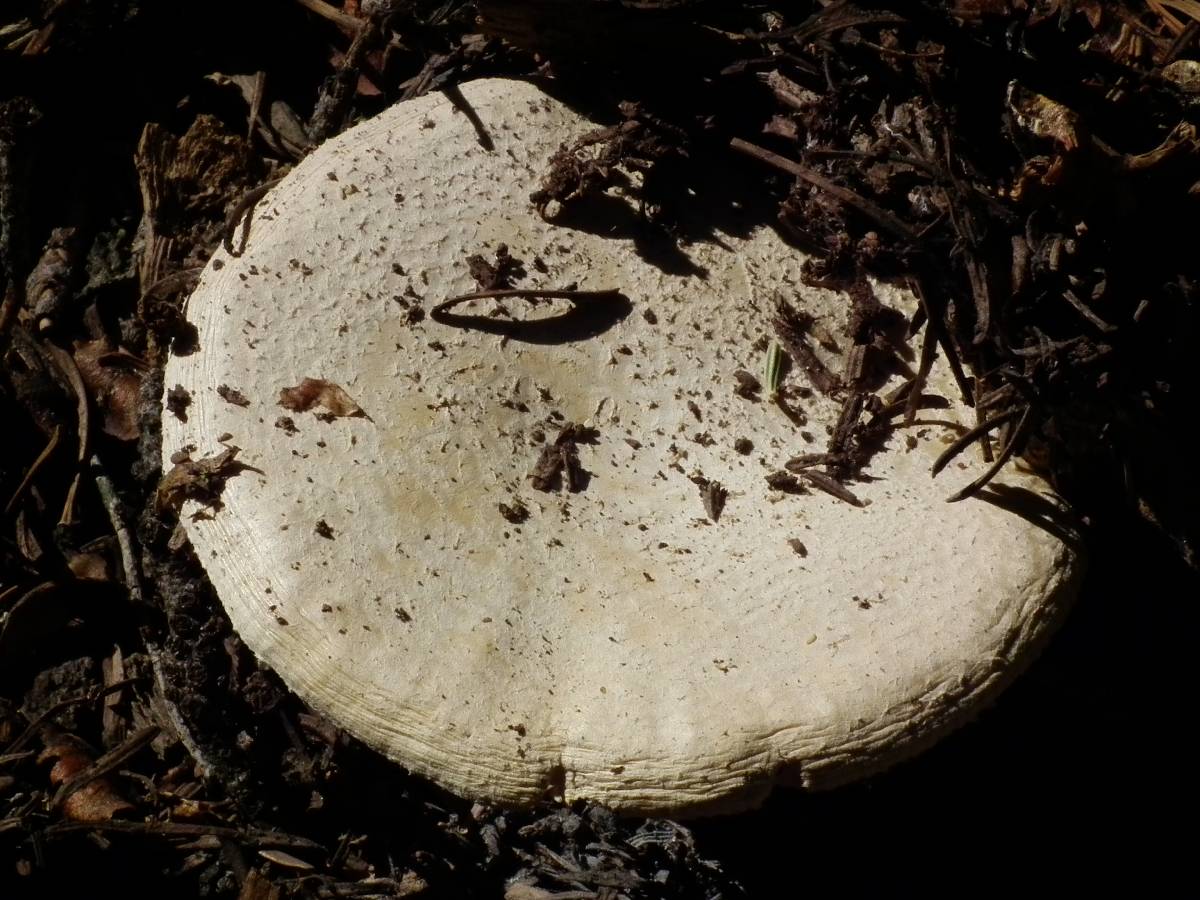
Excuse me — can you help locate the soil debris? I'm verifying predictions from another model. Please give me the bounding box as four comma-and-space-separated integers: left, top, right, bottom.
216, 383, 250, 407
689, 474, 728, 522
165, 385, 192, 422
499, 499, 530, 524
732, 369, 761, 400
467, 242, 526, 290
771, 298, 840, 397
529, 422, 599, 493
765, 471, 808, 495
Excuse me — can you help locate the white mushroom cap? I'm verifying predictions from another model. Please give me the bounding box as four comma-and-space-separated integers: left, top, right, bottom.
162, 79, 1082, 815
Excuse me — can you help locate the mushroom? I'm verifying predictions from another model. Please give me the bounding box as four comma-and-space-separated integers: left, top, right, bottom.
162, 79, 1082, 815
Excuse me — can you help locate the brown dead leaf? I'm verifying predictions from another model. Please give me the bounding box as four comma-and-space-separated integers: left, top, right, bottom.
39, 734, 133, 823
72, 339, 143, 442
238, 868, 282, 900
278, 378, 369, 419
157, 446, 256, 513
67, 550, 112, 582
1008, 84, 1083, 151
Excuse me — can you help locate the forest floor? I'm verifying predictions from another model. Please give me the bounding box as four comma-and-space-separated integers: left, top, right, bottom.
2, 2, 1198, 897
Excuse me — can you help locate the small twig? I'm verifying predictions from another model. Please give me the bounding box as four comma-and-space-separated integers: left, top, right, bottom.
139, 267, 202, 303
0, 750, 37, 767
1164, 18, 1200, 61
771, 297, 840, 395
973, 393, 995, 463
90, 453, 143, 606
309, 19, 379, 141
855, 38, 944, 59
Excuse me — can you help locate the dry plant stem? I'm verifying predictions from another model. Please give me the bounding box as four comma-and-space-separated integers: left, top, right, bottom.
801, 470, 865, 507
140, 268, 202, 305
912, 274, 974, 409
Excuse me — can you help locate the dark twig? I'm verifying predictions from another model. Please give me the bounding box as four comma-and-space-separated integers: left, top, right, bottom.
222, 178, 284, 258
731, 138, 919, 241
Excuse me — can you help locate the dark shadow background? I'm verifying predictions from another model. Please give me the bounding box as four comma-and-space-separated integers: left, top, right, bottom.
692, 510, 1198, 894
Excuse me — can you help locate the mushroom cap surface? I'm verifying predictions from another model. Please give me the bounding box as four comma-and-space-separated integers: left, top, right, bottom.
162, 78, 1082, 815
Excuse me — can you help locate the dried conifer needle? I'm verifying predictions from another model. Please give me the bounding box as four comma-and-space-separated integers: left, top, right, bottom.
931, 406, 1021, 478
945, 405, 1035, 503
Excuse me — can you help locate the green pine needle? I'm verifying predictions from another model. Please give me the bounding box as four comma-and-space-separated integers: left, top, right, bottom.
764, 340, 784, 398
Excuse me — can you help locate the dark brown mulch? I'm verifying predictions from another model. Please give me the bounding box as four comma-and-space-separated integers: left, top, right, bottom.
2, 2, 1199, 897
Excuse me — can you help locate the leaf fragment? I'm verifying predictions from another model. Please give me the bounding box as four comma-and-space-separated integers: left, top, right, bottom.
278, 377, 369, 420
